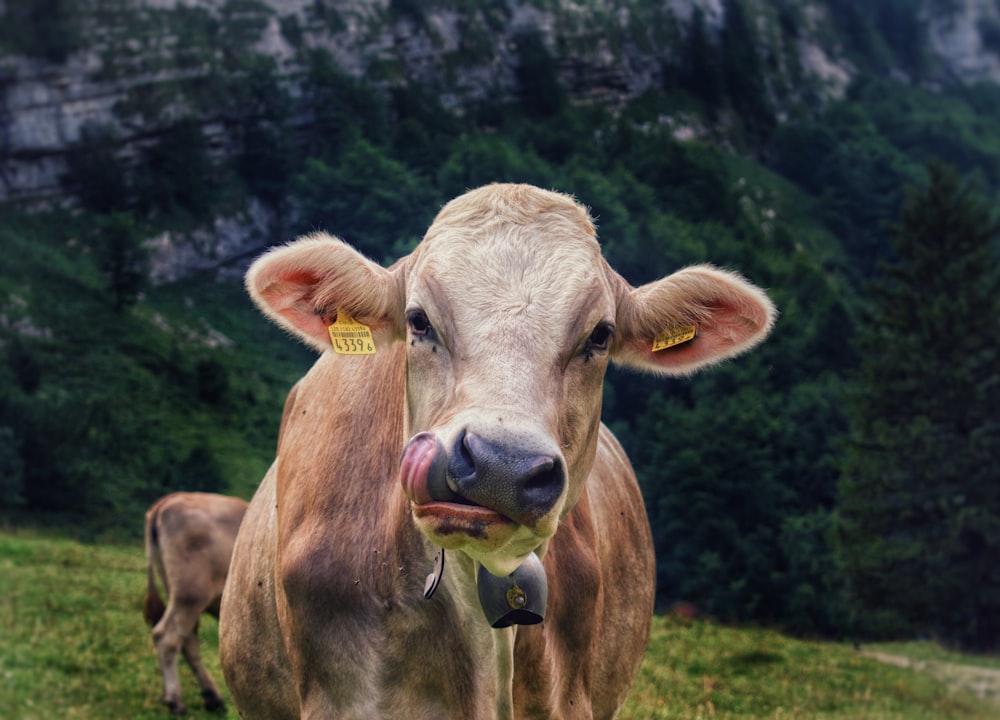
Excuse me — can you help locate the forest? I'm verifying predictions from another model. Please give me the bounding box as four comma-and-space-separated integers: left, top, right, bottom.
1, 0, 999, 652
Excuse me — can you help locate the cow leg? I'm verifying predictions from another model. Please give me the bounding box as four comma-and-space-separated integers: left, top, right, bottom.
152, 612, 188, 714
181, 622, 226, 711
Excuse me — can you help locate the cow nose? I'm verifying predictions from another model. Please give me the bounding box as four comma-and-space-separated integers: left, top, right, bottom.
447, 429, 564, 527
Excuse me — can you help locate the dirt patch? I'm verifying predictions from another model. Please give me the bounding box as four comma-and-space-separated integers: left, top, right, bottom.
861, 650, 1000, 706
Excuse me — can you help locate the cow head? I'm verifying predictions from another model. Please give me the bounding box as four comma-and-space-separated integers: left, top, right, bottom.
246, 184, 775, 578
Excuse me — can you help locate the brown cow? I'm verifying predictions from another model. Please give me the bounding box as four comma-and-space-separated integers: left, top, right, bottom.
220, 183, 776, 719
143, 491, 248, 714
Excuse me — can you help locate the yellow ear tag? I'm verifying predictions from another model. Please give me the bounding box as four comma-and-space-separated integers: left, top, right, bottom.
652, 324, 697, 352
328, 309, 376, 355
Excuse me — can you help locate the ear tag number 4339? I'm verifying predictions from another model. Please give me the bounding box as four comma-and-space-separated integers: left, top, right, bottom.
328, 309, 376, 355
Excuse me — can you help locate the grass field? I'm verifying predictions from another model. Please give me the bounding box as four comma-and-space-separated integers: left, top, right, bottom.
1, 530, 996, 719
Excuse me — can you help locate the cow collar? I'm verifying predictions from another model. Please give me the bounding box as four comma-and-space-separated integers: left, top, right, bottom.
423, 549, 548, 628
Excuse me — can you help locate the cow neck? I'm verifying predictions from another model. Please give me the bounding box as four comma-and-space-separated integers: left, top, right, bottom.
437, 547, 517, 719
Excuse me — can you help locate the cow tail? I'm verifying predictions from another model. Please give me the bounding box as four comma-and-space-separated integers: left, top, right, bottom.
142, 502, 167, 627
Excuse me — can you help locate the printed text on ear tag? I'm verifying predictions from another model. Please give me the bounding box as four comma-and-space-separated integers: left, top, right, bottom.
652, 324, 697, 352
328, 309, 376, 355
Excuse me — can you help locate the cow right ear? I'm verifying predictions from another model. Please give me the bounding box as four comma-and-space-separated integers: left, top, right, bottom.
245, 232, 407, 352
611, 263, 776, 376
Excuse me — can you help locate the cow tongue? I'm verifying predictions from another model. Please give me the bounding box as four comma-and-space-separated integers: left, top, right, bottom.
400, 432, 455, 505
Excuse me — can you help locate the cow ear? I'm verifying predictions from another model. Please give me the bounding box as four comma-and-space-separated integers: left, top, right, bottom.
611, 264, 776, 376
246, 232, 406, 352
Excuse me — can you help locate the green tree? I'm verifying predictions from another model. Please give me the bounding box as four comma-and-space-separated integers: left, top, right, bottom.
513, 29, 567, 119
87, 212, 150, 312
720, 0, 776, 148
290, 136, 435, 261
63, 124, 131, 214
770, 95, 923, 278
301, 50, 388, 161
837, 162, 1000, 650
134, 119, 215, 219
0, 0, 81, 63
234, 58, 296, 208
0, 426, 25, 508
678, 8, 724, 112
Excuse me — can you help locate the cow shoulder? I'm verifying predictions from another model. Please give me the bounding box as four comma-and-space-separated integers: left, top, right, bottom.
275, 344, 414, 604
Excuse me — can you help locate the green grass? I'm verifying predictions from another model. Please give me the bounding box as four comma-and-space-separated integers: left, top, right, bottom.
621, 618, 997, 719
865, 642, 1000, 672
1, 530, 996, 719
0, 530, 235, 719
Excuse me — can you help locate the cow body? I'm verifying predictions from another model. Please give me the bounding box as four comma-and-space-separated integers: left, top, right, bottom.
221, 184, 776, 719
144, 491, 248, 714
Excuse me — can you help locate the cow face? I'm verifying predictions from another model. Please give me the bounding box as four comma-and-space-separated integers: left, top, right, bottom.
246, 184, 776, 578
397, 186, 616, 576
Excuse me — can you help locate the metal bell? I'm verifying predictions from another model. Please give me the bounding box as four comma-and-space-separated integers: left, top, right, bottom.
476, 552, 548, 628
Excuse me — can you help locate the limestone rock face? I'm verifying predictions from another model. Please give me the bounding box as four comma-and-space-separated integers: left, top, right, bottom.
2, 0, 996, 204
1, 0, 996, 280
925, 0, 1000, 82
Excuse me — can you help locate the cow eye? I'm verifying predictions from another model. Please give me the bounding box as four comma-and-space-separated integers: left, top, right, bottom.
586, 323, 613, 352
407, 310, 432, 336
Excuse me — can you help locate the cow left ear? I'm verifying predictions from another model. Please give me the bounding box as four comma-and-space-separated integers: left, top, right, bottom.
246, 232, 406, 352
611, 264, 776, 376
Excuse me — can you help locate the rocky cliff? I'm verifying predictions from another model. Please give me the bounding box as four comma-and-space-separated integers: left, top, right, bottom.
4, 0, 999, 206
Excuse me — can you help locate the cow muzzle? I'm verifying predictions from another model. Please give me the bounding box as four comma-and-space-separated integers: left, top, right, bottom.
400, 429, 565, 531
401, 428, 561, 622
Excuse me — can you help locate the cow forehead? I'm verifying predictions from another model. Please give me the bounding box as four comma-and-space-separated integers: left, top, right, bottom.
406, 185, 612, 328
427, 183, 597, 239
